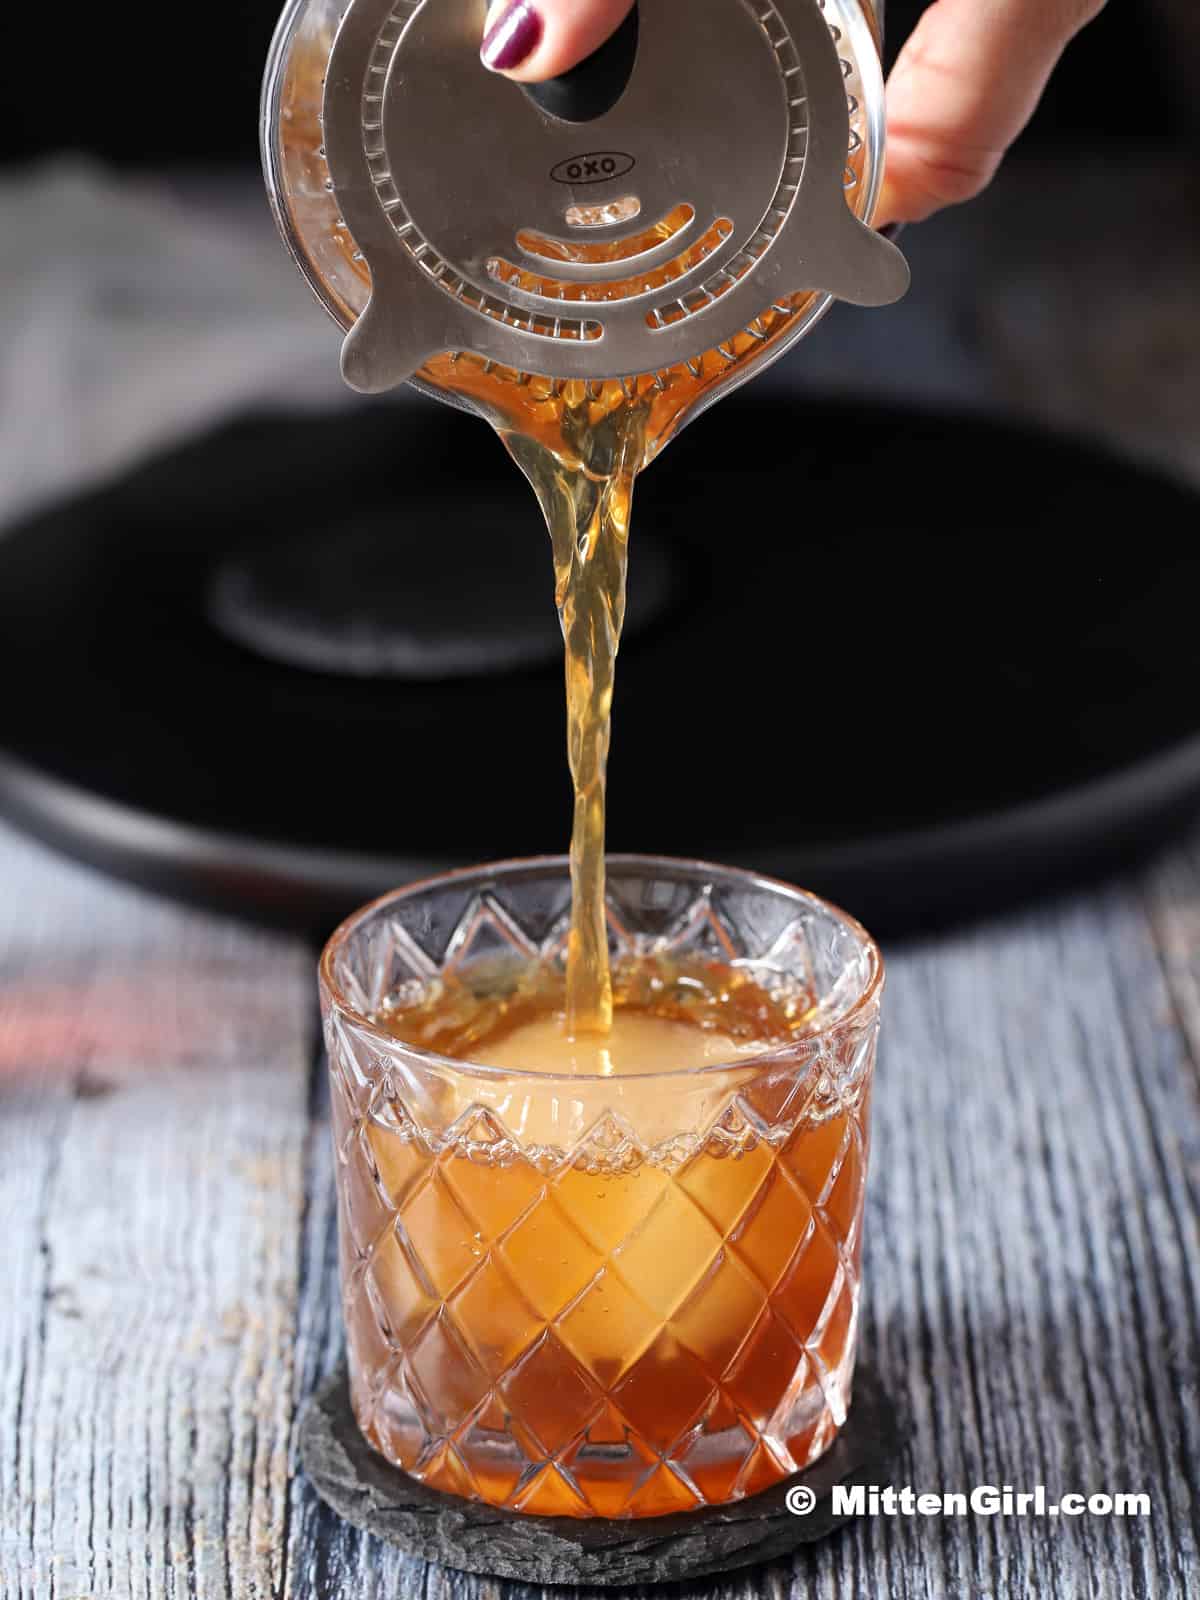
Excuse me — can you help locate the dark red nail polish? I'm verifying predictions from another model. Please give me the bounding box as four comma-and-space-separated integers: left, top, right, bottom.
481, 1, 543, 72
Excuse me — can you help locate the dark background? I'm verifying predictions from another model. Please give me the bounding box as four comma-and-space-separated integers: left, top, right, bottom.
0, 2, 1191, 167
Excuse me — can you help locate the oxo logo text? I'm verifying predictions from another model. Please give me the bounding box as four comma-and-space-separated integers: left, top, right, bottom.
549, 152, 637, 185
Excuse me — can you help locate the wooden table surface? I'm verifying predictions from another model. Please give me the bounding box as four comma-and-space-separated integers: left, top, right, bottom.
2, 815, 1198, 1598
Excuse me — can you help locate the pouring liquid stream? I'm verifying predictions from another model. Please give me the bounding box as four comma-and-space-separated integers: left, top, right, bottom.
418, 339, 798, 1048
505, 400, 643, 1037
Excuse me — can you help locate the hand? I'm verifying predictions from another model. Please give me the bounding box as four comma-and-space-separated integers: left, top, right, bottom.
480, 0, 1106, 227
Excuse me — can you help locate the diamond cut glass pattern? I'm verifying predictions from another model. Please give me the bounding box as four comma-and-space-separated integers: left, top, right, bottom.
320, 857, 882, 1518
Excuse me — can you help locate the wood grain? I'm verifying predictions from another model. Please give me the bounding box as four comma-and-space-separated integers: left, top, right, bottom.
3, 824, 1200, 1597
0, 827, 313, 1599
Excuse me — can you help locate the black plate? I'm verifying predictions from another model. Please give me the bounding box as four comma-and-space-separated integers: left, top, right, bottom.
2, 394, 1198, 937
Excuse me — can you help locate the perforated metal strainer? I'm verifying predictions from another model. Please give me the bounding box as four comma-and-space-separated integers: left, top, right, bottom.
263, 0, 907, 402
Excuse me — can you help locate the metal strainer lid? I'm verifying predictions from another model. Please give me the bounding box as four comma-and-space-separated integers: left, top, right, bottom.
292, 0, 908, 389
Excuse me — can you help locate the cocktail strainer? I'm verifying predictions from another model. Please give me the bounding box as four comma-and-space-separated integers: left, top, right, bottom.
263, 0, 907, 407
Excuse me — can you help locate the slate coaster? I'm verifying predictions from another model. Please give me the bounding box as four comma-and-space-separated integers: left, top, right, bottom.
300, 1366, 910, 1586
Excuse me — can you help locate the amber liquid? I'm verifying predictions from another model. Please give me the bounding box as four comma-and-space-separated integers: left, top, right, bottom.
373, 948, 818, 1060
342, 961, 869, 1518
504, 388, 643, 1035
413, 362, 696, 1034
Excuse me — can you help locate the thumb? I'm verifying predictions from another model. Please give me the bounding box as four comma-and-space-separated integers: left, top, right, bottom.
481, 0, 636, 79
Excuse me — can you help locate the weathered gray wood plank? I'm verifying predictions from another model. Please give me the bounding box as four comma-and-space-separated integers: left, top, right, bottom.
1148, 836, 1200, 1094
0, 826, 313, 1599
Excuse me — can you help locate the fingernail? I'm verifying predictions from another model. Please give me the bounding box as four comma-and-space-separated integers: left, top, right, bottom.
481, 1, 543, 72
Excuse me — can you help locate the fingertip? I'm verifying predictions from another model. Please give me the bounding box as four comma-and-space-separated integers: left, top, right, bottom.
481, 1, 545, 76
481, 0, 636, 83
